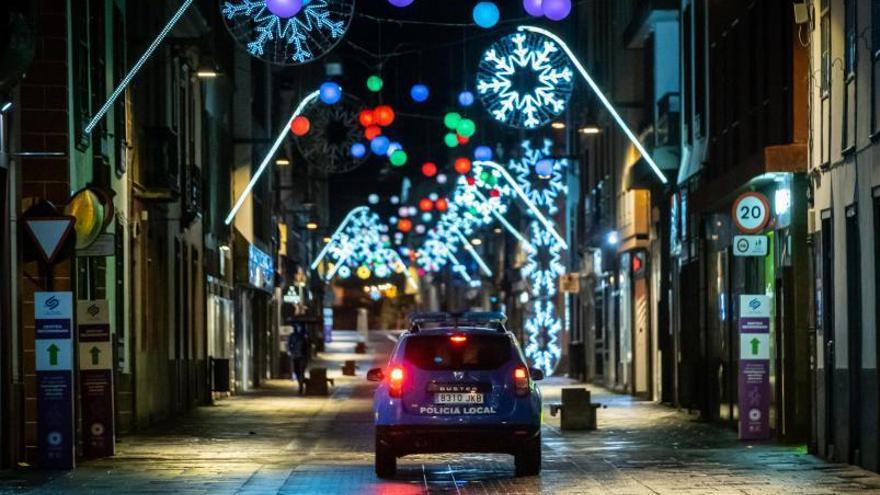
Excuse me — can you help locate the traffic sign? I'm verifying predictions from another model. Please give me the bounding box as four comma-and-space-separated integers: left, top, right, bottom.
733, 235, 768, 257
24, 216, 75, 264
731, 192, 770, 234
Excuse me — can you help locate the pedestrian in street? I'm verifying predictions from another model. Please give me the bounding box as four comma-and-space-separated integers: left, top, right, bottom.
288, 323, 310, 394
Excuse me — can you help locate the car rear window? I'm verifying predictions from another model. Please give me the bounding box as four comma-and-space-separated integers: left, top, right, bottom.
403, 334, 512, 370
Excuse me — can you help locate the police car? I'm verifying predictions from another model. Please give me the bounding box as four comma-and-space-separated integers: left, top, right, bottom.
367, 312, 543, 478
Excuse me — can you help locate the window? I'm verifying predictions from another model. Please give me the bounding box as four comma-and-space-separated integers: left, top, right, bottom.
843, 0, 856, 151
871, 0, 880, 134
820, 0, 831, 164
403, 334, 513, 371
683, 4, 693, 144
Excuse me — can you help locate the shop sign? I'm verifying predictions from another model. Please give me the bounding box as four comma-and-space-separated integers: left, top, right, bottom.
733, 235, 769, 257
248, 244, 275, 292
732, 192, 770, 234
738, 294, 771, 441
559, 273, 581, 293
35, 292, 75, 469
77, 300, 115, 458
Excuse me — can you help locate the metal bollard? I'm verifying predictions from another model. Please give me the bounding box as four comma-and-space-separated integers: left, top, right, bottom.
555, 388, 600, 431
342, 360, 357, 376
305, 367, 333, 396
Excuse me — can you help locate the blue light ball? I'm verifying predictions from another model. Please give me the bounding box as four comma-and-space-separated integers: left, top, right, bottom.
535, 158, 554, 177
319, 82, 342, 105
473, 2, 500, 29
371, 136, 391, 155
350, 142, 366, 158
474, 145, 493, 161
458, 90, 475, 107
386, 141, 403, 157
410, 84, 430, 103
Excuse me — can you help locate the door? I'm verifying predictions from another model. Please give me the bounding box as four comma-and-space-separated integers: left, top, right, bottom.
820, 210, 835, 456
845, 205, 861, 464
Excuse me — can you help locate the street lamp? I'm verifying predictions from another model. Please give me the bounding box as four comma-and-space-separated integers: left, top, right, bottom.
518, 25, 668, 185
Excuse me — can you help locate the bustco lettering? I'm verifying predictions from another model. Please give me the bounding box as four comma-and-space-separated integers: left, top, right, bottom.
419, 406, 497, 415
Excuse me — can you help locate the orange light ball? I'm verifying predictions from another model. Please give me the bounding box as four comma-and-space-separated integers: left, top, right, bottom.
454, 157, 472, 174
421, 162, 438, 177
374, 105, 395, 127
398, 218, 413, 233
291, 116, 310, 136
359, 110, 375, 127
419, 198, 434, 212
365, 125, 382, 141
435, 198, 448, 212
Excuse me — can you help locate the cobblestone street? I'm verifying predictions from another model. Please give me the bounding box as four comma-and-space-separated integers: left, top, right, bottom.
2, 331, 879, 495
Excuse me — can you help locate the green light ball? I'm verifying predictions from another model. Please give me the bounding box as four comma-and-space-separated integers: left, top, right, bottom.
444, 112, 462, 130
456, 118, 476, 138
444, 133, 459, 148
390, 149, 408, 166
367, 75, 384, 92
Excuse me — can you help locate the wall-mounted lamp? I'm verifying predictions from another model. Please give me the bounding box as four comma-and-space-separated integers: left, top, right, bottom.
578, 126, 601, 135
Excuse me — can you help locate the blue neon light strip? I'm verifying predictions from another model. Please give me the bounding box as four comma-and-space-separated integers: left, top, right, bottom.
225, 90, 321, 225
85, 0, 195, 135
518, 26, 668, 185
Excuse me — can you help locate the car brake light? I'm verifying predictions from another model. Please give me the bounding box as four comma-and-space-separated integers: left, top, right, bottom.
450, 335, 467, 344
514, 366, 529, 397
388, 366, 405, 398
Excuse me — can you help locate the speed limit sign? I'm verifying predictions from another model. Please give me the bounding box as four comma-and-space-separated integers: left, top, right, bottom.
732, 192, 770, 233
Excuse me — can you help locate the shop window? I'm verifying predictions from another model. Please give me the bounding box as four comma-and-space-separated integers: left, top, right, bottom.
842, 0, 856, 152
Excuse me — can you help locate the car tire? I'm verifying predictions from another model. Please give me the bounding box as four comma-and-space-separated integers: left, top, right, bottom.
375, 435, 397, 478
514, 434, 541, 477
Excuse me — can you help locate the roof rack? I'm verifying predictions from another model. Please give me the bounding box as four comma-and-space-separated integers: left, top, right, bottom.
407, 311, 508, 333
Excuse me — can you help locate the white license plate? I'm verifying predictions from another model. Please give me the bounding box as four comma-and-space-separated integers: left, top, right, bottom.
434, 392, 484, 404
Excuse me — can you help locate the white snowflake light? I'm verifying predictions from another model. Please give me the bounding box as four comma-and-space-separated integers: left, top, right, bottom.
477, 31, 574, 129
509, 138, 568, 215
222, 0, 354, 65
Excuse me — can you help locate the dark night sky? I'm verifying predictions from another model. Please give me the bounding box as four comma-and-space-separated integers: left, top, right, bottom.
278, 0, 577, 227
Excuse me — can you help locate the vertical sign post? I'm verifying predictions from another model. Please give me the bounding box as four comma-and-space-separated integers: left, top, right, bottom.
77, 300, 115, 458
34, 292, 75, 469
738, 294, 771, 440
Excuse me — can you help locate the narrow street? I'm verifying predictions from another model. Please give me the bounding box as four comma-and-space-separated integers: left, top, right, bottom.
0, 331, 877, 495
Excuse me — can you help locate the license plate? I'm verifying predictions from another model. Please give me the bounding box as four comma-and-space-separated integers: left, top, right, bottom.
434, 392, 484, 404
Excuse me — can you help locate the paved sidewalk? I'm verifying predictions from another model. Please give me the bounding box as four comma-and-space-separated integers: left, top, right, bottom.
1, 329, 879, 494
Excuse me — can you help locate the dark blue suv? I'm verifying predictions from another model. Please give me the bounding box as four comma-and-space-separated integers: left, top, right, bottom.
367, 312, 543, 478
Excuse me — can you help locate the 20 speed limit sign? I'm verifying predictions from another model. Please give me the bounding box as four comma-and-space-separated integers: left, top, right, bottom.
731, 192, 770, 233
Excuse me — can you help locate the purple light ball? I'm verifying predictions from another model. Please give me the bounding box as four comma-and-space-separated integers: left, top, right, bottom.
542, 0, 571, 20
523, 0, 543, 17
388, 0, 415, 7
266, 0, 303, 18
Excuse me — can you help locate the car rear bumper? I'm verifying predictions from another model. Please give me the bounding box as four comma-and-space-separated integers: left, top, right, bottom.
376, 424, 540, 456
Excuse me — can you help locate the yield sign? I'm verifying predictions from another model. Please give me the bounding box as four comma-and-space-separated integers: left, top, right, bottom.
24, 216, 75, 264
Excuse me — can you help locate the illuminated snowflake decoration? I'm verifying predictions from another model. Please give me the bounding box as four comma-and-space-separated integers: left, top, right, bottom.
521, 222, 564, 297
221, 0, 354, 65
323, 208, 406, 281
477, 31, 574, 129
295, 94, 367, 174
511, 139, 568, 376
509, 138, 568, 215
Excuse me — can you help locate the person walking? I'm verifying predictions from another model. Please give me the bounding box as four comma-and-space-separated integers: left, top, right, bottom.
288, 322, 310, 394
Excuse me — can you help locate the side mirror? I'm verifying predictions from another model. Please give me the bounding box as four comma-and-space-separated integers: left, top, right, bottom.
367, 368, 384, 382
529, 368, 545, 381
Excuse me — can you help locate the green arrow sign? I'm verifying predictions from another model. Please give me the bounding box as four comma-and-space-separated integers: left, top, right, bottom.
750, 337, 761, 356
90, 346, 101, 366
47, 343, 60, 365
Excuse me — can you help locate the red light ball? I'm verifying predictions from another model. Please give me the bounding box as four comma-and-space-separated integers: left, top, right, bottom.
419, 198, 434, 212
456, 134, 469, 145
374, 105, 396, 127
358, 109, 375, 127
398, 218, 413, 233
291, 116, 310, 136
489, 188, 501, 198
466, 176, 476, 186
454, 157, 472, 174
421, 162, 438, 177
435, 198, 448, 212
365, 125, 382, 141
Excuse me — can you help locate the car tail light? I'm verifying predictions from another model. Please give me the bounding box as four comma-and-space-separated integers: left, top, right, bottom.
388, 366, 405, 398
450, 335, 467, 344
514, 366, 529, 397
